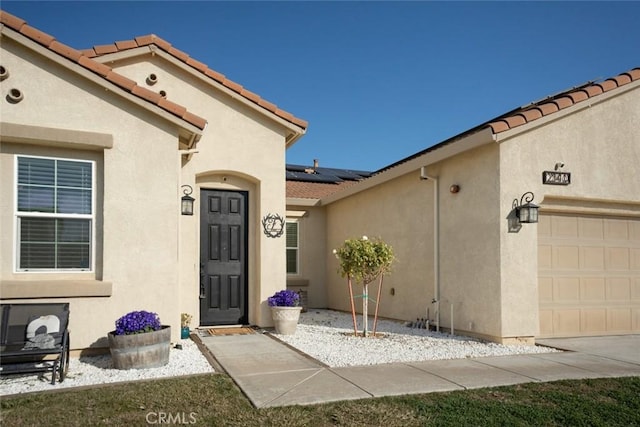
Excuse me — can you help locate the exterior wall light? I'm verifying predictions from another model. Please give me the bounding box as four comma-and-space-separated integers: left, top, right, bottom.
513, 191, 539, 224
181, 185, 195, 216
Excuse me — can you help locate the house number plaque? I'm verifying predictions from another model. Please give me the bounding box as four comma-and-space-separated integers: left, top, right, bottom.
262, 213, 285, 238
542, 171, 571, 185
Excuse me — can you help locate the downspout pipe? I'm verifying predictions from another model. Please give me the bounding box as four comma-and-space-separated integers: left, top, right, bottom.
420, 166, 440, 332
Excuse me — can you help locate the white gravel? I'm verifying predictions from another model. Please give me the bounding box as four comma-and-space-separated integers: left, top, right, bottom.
274, 309, 560, 367
0, 338, 214, 396
1, 309, 560, 396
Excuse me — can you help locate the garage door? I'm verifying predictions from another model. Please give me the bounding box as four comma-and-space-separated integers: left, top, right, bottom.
538, 213, 640, 338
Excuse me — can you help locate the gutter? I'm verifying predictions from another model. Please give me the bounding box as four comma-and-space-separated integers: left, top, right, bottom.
420, 167, 440, 332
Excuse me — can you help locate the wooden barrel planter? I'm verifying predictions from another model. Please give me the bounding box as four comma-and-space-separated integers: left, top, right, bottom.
108, 326, 171, 370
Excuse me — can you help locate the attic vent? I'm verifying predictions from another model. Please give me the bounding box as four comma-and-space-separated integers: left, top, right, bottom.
7, 88, 23, 103
0, 65, 8, 81
146, 73, 158, 85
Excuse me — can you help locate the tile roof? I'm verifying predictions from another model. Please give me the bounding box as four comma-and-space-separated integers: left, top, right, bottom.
378, 67, 640, 175
488, 68, 640, 134
286, 163, 372, 199
286, 180, 360, 200
0, 10, 207, 131
81, 34, 308, 130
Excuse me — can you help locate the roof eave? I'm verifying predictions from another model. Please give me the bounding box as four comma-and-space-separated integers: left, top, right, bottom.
94, 46, 307, 143
286, 197, 321, 207
285, 128, 307, 148
493, 78, 640, 143
321, 126, 496, 205
1, 25, 203, 143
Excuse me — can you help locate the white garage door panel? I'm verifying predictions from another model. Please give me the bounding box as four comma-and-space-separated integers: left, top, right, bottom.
538, 213, 640, 338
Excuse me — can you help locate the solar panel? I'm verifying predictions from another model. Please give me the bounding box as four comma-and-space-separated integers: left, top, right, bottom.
286, 164, 371, 184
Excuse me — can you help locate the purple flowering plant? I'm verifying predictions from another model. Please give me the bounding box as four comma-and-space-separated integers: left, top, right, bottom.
114, 310, 162, 335
267, 290, 300, 307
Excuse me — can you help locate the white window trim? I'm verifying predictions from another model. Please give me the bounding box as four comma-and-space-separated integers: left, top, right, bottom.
286, 219, 300, 276
14, 155, 96, 273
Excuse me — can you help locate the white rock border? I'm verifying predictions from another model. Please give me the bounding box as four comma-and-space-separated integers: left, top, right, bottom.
274, 309, 560, 367
0, 338, 214, 396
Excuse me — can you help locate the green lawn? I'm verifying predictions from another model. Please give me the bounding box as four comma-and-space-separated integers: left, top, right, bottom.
1, 374, 639, 426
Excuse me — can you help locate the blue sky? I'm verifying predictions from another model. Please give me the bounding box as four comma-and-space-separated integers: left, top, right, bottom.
3, 1, 639, 172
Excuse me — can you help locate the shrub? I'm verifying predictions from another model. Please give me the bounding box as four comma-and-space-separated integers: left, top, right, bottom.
334, 236, 394, 284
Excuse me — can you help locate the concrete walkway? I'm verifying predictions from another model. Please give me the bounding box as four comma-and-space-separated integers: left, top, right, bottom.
197, 333, 640, 408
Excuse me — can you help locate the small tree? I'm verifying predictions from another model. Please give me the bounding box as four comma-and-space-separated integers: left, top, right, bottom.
334, 236, 394, 336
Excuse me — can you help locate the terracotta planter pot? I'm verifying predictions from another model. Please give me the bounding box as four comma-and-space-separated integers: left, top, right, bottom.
108, 326, 170, 370
271, 306, 302, 335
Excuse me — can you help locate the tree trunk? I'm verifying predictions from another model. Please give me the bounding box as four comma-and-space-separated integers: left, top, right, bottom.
372, 274, 384, 335
362, 283, 369, 337
348, 276, 358, 336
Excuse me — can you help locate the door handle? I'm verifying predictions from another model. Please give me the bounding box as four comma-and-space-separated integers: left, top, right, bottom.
199, 263, 206, 298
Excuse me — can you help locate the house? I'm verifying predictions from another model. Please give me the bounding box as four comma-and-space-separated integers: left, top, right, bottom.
0, 10, 306, 351
287, 68, 640, 344
2, 9, 638, 353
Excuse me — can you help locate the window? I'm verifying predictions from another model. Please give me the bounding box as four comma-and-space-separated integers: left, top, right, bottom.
286, 220, 299, 275
16, 156, 94, 271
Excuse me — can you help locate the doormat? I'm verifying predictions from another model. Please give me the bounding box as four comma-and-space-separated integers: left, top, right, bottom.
200, 327, 256, 336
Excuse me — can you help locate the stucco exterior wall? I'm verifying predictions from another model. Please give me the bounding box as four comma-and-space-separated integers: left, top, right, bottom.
323, 143, 506, 341
325, 171, 434, 321
286, 205, 328, 308
1, 37, 185, 349
107, 54, 291, 328
498, 82, 640, 340
433, 143, 503, 339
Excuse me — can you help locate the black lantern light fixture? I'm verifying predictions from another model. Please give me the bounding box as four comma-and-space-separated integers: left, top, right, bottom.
181, 185, 195, 216
512, 191, 539, 224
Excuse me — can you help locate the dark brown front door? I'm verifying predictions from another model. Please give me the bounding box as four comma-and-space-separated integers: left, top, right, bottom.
199, 189, 248, 325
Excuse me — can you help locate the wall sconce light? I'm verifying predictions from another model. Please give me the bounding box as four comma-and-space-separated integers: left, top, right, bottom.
512, 191, 539, 224
181, 185, 195, 216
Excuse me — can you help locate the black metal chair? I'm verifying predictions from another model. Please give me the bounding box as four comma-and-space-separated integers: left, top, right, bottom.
0, 303, 70, 385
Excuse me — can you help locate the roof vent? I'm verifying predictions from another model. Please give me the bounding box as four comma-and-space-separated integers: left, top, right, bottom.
305, 159, 319, 174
